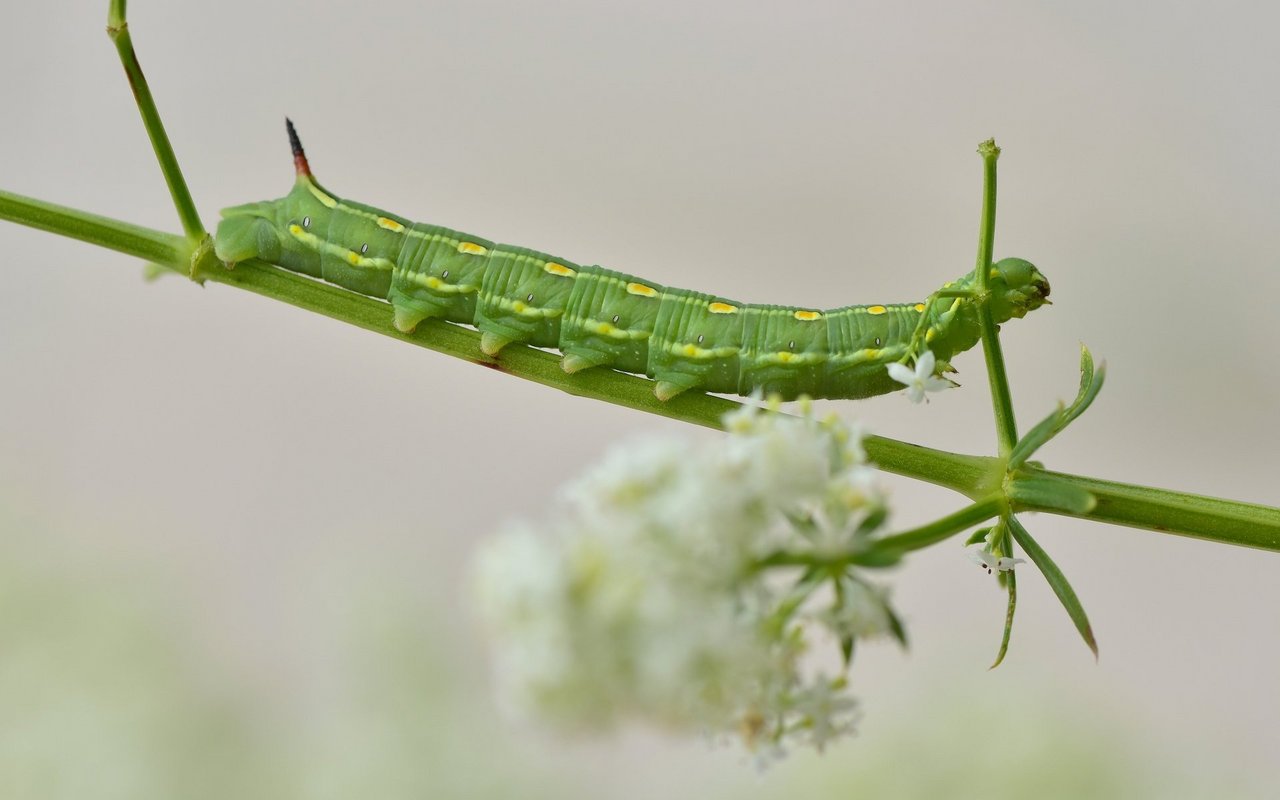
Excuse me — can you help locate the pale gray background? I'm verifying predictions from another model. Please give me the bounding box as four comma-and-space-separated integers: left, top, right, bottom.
2, 0, 1278, 796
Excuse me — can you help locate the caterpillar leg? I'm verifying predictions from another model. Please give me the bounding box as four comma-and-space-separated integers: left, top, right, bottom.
391, 301, 440, 334
480, 331, 513, 356
560, 349, 609, 374
473, 246, 578, 357
653, 374, 702, 402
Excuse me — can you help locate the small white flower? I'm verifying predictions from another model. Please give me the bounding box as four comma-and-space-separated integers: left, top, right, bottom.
968, 547, 1026, 574
791, 677, 861, 753
472, 403, 894, 760
886, 350, 954, 403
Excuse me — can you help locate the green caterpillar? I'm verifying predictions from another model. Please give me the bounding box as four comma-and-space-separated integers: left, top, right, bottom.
214, 122, 1050, 401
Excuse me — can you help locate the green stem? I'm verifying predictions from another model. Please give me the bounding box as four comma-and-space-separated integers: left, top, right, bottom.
106, 0, 205, 243
753, 497, 1004, 571
1019, 466, 1280, 552
875, 496, 1006, 553
2, 189, 1279, 553
0, 189, 188, 265
0, 186, 983, 491
973, 140, 1019, 456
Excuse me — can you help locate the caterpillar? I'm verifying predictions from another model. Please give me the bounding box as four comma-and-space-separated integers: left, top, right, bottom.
214, 121, 1050, 402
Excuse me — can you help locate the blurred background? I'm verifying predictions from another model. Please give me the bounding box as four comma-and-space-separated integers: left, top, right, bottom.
2, 1, 1278, 796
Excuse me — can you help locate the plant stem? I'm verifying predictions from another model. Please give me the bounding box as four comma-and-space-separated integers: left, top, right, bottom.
876, 497, 1006, 553
1020, 466, 1280, 552
106, 0, 205, 243
973, 140, 1019, 456
0, 189, 188, 265
2, 188, 1279, 553
0, 186, 986, 491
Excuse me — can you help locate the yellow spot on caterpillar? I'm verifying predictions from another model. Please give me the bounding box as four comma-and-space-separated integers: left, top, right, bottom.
307, 184, 337, 208
346, 251, 362, 265
586, 319, 649, 340
288, 224, 303, 235
793, 310, 822, 321
458, 241, 488, 255
914, 303, 926, 313
627, 282, 658, 298
926, 328, 937, 343
377, 217, 405, 233
776, 351, 794, 363
868, 305, 887, 315
682, 344, 701, 358
495, 296, 563, 319
708, 302, 737, 314
544, 262, 576, 277
408, 273, 477, 294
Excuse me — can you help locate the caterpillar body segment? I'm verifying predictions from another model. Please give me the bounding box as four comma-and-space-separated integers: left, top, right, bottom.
559, 267, 663, 375
214, 124, 1051, 401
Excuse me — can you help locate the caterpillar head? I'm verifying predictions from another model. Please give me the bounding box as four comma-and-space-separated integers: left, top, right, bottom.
214, 179, 334, 276
988, 257, 1051, 321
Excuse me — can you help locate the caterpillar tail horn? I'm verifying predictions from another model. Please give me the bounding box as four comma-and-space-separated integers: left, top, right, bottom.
286, 117, 312, 177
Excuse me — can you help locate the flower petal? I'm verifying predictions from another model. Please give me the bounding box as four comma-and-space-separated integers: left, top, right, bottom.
886, 362, 916, 385
914, 350, 937, 377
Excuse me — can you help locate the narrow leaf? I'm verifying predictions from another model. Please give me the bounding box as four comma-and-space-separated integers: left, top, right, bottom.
885, 605, 909, 650
1008, 344, 1107, 469
1060, 345, 1106, 430
766, 566, 824, 632
964, 526, 994, 546
840, 634, 855, 667
1008, 403, 1065, 468
1007, 476, 1097, 514
990, 570, 1017, 669
848, 548, 904, 569
1005, 515, 1098, 659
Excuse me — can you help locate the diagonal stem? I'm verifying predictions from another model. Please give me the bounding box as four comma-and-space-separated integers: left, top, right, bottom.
106, 0, 206, 243
3, 188, 1279, 553
874, 496, 1006, 553
0, 186, 990, 496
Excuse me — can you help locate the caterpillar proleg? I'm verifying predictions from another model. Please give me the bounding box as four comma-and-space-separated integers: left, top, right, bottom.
214, 121, 1050, 401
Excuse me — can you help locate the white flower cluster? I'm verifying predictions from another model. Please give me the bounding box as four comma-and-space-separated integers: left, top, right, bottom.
472, 401, 900, 762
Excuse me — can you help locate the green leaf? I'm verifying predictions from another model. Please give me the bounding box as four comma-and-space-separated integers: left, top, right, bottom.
855, 505, 889, 536
1005, 515, 1098, 659
847, 548, 904, 569
964, 526, 994, 546
1007, 476, 1097, 514
1008, 345, 1107, 469
1008, 402, 1064, 468
764, 566, 825, 634
840, 634, 856, 667
142, 262, 175, 281
885, 605, 909, 650
990, 570, 1017, 669
1058, 344, 1106, 432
